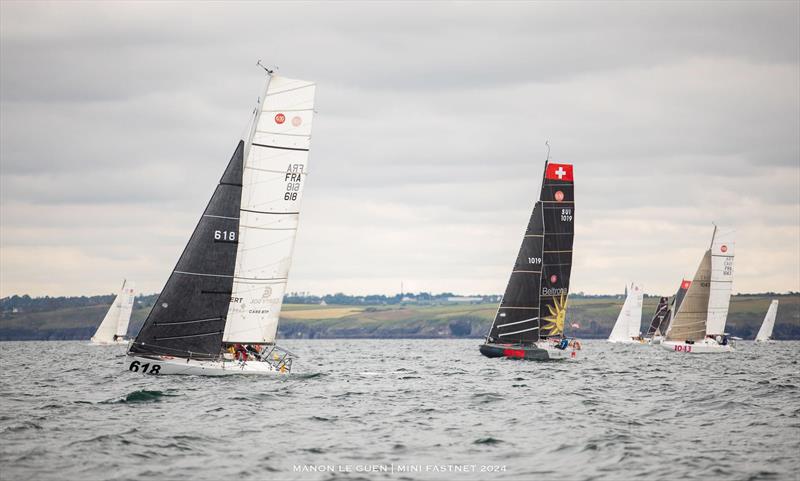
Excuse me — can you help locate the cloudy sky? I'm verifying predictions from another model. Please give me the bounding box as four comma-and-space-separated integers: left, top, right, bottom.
1, 1, 798, 298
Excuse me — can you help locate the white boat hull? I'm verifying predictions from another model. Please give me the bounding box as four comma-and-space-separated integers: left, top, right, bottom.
125, 355, 285, 376
608, 338, 644, 344
90, 338, 130, 346
660, 339, 734, 354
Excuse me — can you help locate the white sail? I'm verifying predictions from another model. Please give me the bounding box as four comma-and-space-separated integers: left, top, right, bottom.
92, 280, 135, 343
755, 300, 779, 342
706, 226, 735, 335
608, 282, 644, 342
224, 75, 316, 344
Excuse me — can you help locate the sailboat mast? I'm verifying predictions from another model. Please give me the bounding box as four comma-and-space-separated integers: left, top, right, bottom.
242, 72, 273, 169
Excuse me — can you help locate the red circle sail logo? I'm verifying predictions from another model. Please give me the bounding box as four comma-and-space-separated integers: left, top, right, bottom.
550, 274, 558, 283
275, 113, 286, 124
291, 116, 303, 127
721, 245, 728, 253
554, 190, 564, 202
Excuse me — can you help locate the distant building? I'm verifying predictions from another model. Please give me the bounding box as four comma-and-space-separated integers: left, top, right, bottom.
446, 297, 483, 303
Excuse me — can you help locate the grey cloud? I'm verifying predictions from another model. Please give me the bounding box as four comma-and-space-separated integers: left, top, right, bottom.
1, 1, 798, 297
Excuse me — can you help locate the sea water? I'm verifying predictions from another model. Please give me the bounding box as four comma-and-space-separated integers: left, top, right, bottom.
1, 340, 798, 481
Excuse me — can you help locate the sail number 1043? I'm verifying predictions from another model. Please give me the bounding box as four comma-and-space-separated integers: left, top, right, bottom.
561, 208, 573, 222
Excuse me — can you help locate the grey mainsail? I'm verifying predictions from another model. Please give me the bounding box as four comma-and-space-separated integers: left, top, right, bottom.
666, 252, 711, 341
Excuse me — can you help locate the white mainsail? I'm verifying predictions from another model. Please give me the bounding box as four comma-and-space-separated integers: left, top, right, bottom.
224, 75, 316, 344
608, 282, 643, 342
92, 280, 136, 343
706, 226, 735, 335
755, 300, 779, 342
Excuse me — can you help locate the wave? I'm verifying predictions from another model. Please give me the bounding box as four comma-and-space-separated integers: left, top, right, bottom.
104, 390, 175, 404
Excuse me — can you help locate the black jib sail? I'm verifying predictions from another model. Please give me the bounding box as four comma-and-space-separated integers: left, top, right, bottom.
647, 296, 670, 337
486, 162, 575, 344
658, 279, 691, 336
129, 141, 244, 359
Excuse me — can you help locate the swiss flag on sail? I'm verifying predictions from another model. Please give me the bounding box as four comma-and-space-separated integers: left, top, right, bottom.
545, 163, 574, 181
681, 279, 691, 290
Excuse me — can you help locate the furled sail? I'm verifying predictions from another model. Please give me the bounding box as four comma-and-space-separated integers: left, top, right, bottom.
609, 282, 643, 341
224, 75, 316, 344
129, 142, 244, 358
92, 280, 136, 342
755, 300, 779, 341
666, 251, 711, 341
486, 162, 574, 343
706, 226, 735, 335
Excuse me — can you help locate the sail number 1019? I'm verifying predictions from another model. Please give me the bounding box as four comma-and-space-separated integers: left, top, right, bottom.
561, 208, 573, 222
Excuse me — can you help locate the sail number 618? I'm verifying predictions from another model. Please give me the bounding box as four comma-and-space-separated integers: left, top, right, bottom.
214, 230, 236, 241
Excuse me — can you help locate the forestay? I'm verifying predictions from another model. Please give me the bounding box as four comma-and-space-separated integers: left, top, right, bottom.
224, 76, 316, 344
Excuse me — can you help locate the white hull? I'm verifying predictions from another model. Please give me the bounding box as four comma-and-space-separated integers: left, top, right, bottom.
126, 355, 285, 376
647, 336, 664, 345
660, 339, 734, 354
539, 342, 580, 360
608, 338, 644, 344
90, 338, 129, 346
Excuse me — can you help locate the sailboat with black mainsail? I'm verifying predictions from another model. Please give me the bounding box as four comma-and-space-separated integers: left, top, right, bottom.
755, 300, 779, 342
126, 70, 316, 375
608, 282, 644, 343
645, 278, 690, 345
480, 159, 581, 361
660, 226, 735, 353
91, 280, 136, 345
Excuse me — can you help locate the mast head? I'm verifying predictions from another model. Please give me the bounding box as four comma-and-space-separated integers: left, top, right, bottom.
256, 60, 277, 76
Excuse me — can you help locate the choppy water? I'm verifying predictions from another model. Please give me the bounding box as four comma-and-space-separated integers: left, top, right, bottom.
1, 340, 798, 481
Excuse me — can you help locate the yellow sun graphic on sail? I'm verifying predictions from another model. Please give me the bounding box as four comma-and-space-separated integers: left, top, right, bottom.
541, 294, 567, 336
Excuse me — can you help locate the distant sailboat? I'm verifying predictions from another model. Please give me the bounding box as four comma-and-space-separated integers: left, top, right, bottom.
479, 159, 581, 360
91, 280, 135, 345
646, 279, 690, 344
126, 70, 316, 375
755, 300, 779, 342
661, 226, 735, 353
608, 282, 644, 343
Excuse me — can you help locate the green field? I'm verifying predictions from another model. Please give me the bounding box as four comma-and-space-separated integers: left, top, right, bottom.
3, 294, 797, 340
